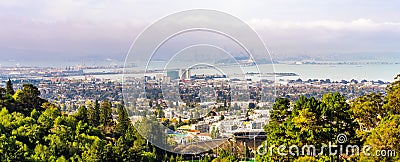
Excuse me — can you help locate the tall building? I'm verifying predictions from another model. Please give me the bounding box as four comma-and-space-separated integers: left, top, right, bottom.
180, 69, 190, 80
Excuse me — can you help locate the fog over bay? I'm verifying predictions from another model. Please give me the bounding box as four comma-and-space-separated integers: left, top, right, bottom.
0, 0, 400, 66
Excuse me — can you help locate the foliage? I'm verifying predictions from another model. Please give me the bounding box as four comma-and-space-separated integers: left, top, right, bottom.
2, 75, 400, 161
259, 93, 358, 161
350, 92, 386, 141
87, 99, 100, 127
116, 104, 131, 138
258, 75, 400, 161
6, 79, 15, 95
293, 156, 318, 162
0, 84, 158, 161
360, 115, 400, 161
384, 74, 400, 115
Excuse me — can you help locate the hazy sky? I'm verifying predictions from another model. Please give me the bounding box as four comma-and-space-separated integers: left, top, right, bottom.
1, 0, 400, 64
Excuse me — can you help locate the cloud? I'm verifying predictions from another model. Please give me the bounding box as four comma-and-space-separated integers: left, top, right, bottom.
243, 18, 400, 56
247, 18, 400, 31
1, 15, 399, 62
0, 0, 399, 64
0, 16, 146, 60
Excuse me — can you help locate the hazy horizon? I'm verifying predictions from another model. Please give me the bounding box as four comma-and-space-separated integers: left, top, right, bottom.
1, 0, 399, 66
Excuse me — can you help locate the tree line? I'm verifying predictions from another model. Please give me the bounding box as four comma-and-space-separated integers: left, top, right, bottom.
257, 75, 400, 161
0, 79, 185, 161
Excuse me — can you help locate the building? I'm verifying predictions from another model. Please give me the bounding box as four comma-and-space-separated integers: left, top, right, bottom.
180, 69, 190, 80
167, 70, 180, 80
192, 122, 209, 133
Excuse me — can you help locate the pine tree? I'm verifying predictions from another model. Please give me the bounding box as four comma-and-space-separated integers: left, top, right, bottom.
6, 79, 14, 95
99, 100, 112, 127
87, 100, 100, 127
0, 87, 5, 101
116, 104, 131, 137
270, 97, 291, 123
94, 99, 100, 124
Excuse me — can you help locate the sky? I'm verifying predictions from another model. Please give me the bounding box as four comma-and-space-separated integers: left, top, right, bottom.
0, 0, 400, 65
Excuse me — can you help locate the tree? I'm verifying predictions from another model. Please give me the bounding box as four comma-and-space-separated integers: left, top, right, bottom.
260, 97, 297, 161
384, 74, 400, 115
31, 144, 54, 161
259, 93, 358, 161
156, 105, 164, 118
14, 84, 46, 115
292, 108, 319, 145
87, 100, 100, 127
0, 87, 5, 99
292, 96, 325, 153
81, 138, 105, 161
0, 85, 15, 113
211, 127, 220, 139
101, 144, 115, 161
270, 98, 291, 123
360, 115, 400, 161
116, 104, 131, 138
99, 100, 113, 127
0, 84, 157, 161
0, 87, 5, 108
75, 105, 88, 123
320, 93, 357, 160
0, 135, 29, 161
12, 115, 41, 150
351, 92, 386, 142
0, 108, 30, 161
176, 155, 183, 161
351, 93, 385, 132
212, 148, 239, 162
6, 79, 15, 95
220, 114, 225, 121
114, 125, 141, 161
38, 103, 61, 131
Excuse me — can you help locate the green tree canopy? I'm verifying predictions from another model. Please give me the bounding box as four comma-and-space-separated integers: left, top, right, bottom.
14, 84, 46, 115
360, 115, 400, 161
